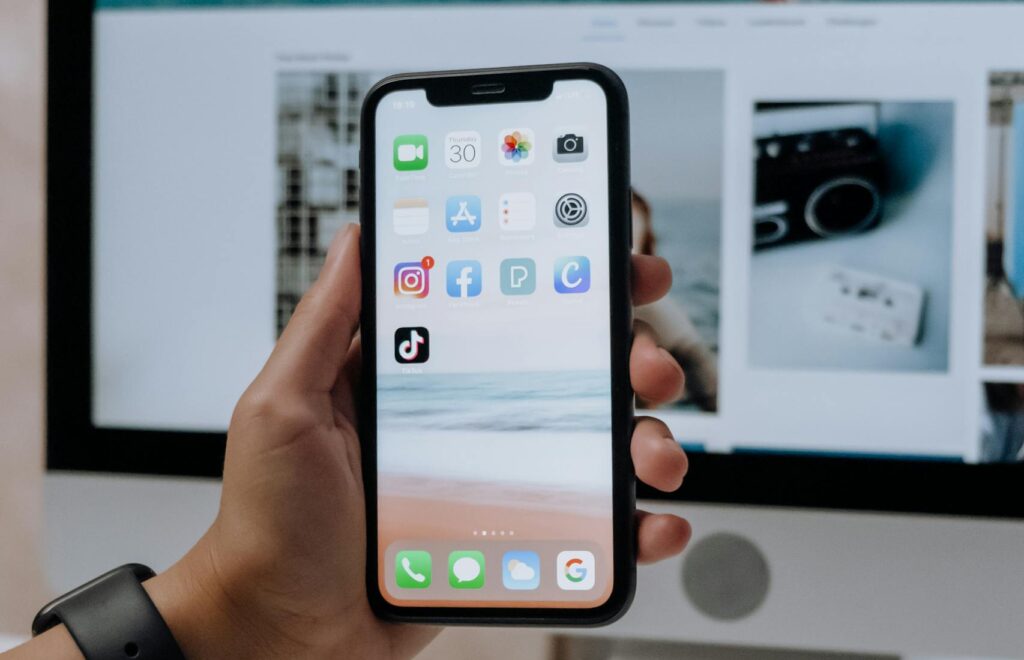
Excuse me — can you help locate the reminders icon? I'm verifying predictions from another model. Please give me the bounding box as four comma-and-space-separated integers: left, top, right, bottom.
393, 199, 429, 236
499, 192, 536, 231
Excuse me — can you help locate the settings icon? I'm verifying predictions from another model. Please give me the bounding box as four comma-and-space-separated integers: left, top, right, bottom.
554, 193, 589, 227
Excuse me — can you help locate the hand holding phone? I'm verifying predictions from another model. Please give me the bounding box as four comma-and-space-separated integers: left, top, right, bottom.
360, 64, 688, 624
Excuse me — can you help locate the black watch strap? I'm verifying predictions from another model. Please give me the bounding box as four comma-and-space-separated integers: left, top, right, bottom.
32, 563, 186, 660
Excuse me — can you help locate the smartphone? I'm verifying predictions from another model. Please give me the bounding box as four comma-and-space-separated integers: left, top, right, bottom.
360, 64, 633, 625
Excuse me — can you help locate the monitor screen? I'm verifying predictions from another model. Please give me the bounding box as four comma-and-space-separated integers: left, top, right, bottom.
56, 1, 1024, 507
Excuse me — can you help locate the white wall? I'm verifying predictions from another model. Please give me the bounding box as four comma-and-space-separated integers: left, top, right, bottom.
0, 0, 48, 636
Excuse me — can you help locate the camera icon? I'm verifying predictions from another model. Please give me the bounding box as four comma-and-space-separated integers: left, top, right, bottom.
554, 133, 587, 163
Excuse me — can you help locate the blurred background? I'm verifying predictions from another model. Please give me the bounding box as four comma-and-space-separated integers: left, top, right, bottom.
5, 1, 1024, 658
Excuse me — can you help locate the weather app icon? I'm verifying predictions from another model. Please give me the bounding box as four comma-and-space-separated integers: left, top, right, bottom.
502, 550, 540, 590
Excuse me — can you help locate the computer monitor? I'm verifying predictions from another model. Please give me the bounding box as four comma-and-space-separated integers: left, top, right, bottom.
46, 1, 1024, 656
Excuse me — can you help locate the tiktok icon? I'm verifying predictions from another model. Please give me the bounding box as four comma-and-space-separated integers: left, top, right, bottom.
394, 327, 430, 364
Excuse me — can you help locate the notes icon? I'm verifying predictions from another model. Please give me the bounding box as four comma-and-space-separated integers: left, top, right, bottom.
393, 198, 429, 236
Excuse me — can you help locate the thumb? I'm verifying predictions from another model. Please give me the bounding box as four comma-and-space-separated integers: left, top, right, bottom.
259, 224, 362, 394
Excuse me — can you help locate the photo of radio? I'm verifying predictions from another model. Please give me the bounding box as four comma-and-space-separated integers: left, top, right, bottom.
753, 127, 885, 249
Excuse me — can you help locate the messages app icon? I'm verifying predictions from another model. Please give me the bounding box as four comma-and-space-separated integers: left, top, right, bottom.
500, 258, 536, 296
502, 551, 540, 590
449, 551, 485, 589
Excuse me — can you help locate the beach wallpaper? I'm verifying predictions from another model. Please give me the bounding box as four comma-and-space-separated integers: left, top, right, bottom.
378, 370, 614, 605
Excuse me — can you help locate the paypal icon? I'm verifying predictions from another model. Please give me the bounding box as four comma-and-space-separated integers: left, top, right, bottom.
446, 260, 482, 298
554, 256, 591, 294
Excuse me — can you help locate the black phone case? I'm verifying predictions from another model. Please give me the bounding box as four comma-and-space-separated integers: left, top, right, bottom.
359, 63, 635, 626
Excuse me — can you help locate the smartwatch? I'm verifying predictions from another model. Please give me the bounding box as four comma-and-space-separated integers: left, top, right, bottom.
32, 564, 186, 660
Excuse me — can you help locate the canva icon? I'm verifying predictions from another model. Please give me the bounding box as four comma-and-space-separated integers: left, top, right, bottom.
554, 256, 590, 294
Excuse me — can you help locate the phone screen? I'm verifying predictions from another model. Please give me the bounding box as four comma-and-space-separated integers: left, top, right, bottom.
372, 78, 616, 609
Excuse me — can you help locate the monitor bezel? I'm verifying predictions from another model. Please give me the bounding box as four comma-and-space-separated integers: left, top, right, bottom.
47, 0, 1024, 517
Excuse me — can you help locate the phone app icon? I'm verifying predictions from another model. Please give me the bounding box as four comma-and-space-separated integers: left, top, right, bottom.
554, 132, 587, 163
499, 192, 536, 231
554, 193, 589, 227
556, 551, 595, 591
393, 134, 428, 171
395, 550, 431, 589
499, 128, 534, 165
449, 551, 485, 589
446, 260, 482, 298
394, 327, 429, 364
445, 195, 481, 233
500, 258, 536, 296
554, 256, 591, 294
393, 258, 433, 298
445, 131, 481, 169
393, 198, 429, 235
502, 551, 540, 590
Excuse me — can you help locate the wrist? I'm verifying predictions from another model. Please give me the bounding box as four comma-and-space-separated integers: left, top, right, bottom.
143, 532, 353, 659
143, 536, 274, 659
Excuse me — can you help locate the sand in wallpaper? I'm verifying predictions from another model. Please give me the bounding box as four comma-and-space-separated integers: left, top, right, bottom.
377, 370, 614, 568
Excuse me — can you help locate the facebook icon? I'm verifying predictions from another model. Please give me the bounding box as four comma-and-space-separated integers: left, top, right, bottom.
446, 260, 482, 298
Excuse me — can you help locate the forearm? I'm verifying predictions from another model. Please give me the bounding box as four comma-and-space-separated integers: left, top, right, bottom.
2, 625, 82, 660
1, 540, 257, 660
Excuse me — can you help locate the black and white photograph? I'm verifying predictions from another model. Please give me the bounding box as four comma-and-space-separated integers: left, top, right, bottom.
275, 71, 375, 335
747, 101, 954, 372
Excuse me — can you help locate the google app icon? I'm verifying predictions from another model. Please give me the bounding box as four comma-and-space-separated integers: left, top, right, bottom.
556, 550, 595, 590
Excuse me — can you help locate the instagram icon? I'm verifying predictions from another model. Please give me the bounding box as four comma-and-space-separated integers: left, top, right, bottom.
393, 258, 433, 298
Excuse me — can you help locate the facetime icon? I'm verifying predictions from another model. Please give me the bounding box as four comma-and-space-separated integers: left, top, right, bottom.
393, 198, 429, 235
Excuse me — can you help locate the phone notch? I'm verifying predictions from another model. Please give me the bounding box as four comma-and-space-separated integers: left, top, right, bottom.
471, 82, 506, 96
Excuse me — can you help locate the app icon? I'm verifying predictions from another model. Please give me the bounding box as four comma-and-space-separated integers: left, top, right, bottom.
499, 192, 536, 231
499, 129, 534, 165
502, 551, 540, 590
393, 258, 433, 298
556, 550, 595, 591
393, 134, 428, 171
500, 258, 536, 296
554, 193, 589, 227
394, 327, 429, 364
449, 551, 485, 589
446, 260, 482, 298
393, 198, 429, 235
554, 132, 587, 162
395, 550, 431, 589
445, 131, 481, 169
445, 195, 481, 233
554, 256, 591, 294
